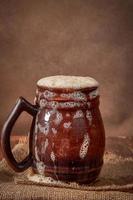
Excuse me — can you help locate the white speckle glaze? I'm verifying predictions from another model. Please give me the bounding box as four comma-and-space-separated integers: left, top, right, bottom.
43, 90, 56, 99
38, 123, 49, 135
36, 161, 45, 175
86, 110, 92, 125
54, 111, 63, 125
38, 96, 98, 109
40, 99, 47, 108
89, 88, 99, 99
73, 110, 84, 119
60, 91, 87, 101
79, 134, 90, 159
50, 151, 56, 162
63, 122, 72, 129
49, 101, 59, 109
39, 100, 84, 109
59, 101, 84, 108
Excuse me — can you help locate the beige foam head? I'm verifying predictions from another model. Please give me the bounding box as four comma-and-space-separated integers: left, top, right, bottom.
37, 75, 99, 89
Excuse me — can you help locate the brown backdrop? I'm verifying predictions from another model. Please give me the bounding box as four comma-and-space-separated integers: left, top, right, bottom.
0, 0, 133, 137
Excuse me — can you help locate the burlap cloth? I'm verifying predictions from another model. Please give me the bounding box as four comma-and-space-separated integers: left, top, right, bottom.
0, 137, 133, 200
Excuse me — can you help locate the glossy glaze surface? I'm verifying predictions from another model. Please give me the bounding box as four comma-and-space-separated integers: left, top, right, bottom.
32, 86, 105, 183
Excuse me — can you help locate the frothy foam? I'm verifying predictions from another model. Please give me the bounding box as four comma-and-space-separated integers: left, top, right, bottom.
37, 75, 99, 89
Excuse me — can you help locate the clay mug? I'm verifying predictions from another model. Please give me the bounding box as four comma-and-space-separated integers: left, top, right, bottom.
1, 76, 105, 183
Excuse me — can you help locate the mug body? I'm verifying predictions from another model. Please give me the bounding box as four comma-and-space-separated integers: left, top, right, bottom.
32, 86, 105, 183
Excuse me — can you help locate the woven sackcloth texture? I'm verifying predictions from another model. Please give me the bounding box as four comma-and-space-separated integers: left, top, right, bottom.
0, 137, 133, 200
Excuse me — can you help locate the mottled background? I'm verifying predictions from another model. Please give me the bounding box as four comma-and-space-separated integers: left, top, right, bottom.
0, 0, 133, 137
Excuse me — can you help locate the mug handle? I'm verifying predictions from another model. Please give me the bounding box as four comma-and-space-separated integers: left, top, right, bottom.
1, 97, 38, 172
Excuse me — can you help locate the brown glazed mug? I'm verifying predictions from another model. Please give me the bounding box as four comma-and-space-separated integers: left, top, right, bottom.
1, 76, 105, 183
